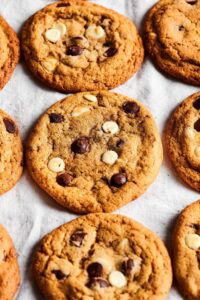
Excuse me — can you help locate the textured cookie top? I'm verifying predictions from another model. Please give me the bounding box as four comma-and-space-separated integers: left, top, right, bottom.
173, 200, 200, 300
26, 91, 162, 213
21, 0, 144, 92
0, 109, 23, 195
0, 16, 19, 90
165, 92, 200, 191
144, 0, 200, 85
33, 213, 172, 300
0, 224, 20, 300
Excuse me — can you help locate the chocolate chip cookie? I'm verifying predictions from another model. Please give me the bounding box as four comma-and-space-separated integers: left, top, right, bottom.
165, 92, 200, 191
33, 213, 172, 300
0, 109, 23, 195
0, 16, 19, 90
26, 91, 163, 213
21, 0, 144, 92
144, 0, 200, 85
173, 200, 200, 300
0, 224, 20, 300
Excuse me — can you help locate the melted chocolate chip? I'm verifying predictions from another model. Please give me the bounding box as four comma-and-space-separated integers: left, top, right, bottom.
194, 119, 200, 132
56, 173, 73, 187
71, 137, 91, 154
193, 98, 200, 110
52, 270, 67, 280
3, 118, 17, 134
104, 47, 117, 57
67, 45, 84, 56
121, 258, 134, 276
49, 113, 64, 123
70, 231, 86, 247
88, 278, 109, 289
116, 139, 125, 148
122, 101, 140, 115
110, 173, 127, 188
87, 262, 103, 278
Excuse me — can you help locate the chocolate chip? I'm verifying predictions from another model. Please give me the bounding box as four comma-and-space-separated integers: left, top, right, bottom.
56, 173, 73, 187
110, 173, 127, 188
67, 45, 84, 56
193, 98, 200, 110
71, 137, 91, 154
104, 47, 117, 57
71, 36, 84, 44
178, 25, 184, 31
49, 113, 64, 123
121, 258, 134, 276
3, 118, 17, 134
52, 270, 67, 280
88, 278, 109, 289
116, 139, 125, 148
70, 231, 86, 247
194, 119, 200, 132
103, 41, 114, 47
186, 0, 197, 4
87, 263, 103, 278
122, 101, 140, 114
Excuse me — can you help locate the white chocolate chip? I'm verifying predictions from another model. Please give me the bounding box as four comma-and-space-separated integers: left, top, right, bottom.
48, 157, 65, 172
86, 25, 105, 39
102, 121, 119, 135
71, 106, 90, 117
42, 57, 57, 72
83, 94, 97, 102
185, 127, 194, 139
185, 233, 200, 250
102, 150, 118, 165
95, 257, 113, 273
53, 23, 67, 36
45, 28, 61, 43
117, 238, 130, 251
109, 271, 127, 288
194, 146, 200, 157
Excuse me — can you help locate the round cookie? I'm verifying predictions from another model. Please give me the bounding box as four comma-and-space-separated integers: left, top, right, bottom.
26, 91, 163, 213
33, 213, 172, 300
0, 109, 23, 195
173, 200, 200, 300
165, 92, 200, 191
0, 224, 20, 300
21, 0, 144, 92
0, 16, 19, 90
144, 0, 200, 85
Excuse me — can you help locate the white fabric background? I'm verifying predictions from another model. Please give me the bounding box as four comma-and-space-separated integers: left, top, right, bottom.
0, 0, 199, 299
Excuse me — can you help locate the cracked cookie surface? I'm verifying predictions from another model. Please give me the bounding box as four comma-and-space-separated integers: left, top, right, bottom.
0, 109, 23, 195
0, 16, 19, 90
165, 92, 200, 191
144, 0, 200, 85
0, 224, 20, 300
33, 213, 172, 300
173, 200, 200, 300
26, 91, 162, 213
21, 0, 144, 92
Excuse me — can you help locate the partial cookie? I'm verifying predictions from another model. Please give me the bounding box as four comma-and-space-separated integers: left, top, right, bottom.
165, 92, 200, 191
173, 200, 200, 300
33, 213, 172, 300
0, 109, 23, 195
26, 91, 162, 213
21, 0, 144, 92
0, 224, 20, 300
144, 0, 200, 85
0, 16, 19, 90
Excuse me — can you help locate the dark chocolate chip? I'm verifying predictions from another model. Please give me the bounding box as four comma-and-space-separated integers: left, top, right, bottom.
110, 173, 127, 188
122, 101, 140, 114
70, 231, 86, 247
52, 270, 67, 280
178, 25, 184, 31
67, 45, 84, 56
88, 278, 109, 289
104, 47, 117, 57
116, 139, 125, 148
186, 0, 197, 4
49, 113, 64, 123
193, 98, 200, 110
71, 36, 84, 44
3, 118, 17, 134
87, 262, 103, 278
194, 119, 200, 132
103, 41, 114, 48
121, 258, 134, 276
71, 137, 91, 154
56, 173, 73, 187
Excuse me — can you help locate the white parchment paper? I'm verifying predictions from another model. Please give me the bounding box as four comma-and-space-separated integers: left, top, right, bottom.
0, 0, 199, 299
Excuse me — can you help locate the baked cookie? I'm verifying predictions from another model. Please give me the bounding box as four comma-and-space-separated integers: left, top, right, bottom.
0, 109, 23, 195
144, 0, 200, 85
0, 16, 19, 90
165, 92, 200, 191
21, 0, 144, 92
173, 200, 200, 300
0, 224, 20, 300
26, 91, 163, 213
33, 213, 172, 300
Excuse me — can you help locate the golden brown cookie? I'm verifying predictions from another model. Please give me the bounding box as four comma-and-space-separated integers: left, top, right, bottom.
0, 16, 19, 90
165, 92, 200, 191
33, 213, 172, 300
26, 91, 163, 213
21, 0, 144, 92
144, 0, 200, 85
0, 224, 20, 300
0, 109, 23, 195
173, 200, 200, 300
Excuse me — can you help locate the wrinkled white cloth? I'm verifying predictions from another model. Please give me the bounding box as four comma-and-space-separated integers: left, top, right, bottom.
0, 0, 198, 299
